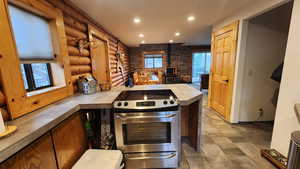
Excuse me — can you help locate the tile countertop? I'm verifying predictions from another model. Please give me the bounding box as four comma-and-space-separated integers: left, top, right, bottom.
0, 84, 202, 163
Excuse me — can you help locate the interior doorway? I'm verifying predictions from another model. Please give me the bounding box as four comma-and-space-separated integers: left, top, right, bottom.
209, 21, 239, 120
192, 52, 211, 90
237, 1, 293, 122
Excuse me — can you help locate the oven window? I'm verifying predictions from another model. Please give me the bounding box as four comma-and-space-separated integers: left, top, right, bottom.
123, 122, 171, 145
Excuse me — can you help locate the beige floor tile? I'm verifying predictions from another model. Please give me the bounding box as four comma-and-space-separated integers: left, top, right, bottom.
185, 156, 211, 169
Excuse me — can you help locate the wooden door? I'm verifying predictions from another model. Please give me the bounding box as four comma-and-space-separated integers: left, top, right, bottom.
91, 37, 110, 83
0, 133, 57, 169
208, 21, 239, 121
88, 25, 111, 86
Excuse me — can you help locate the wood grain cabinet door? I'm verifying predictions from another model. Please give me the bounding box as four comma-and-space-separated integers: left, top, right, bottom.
51, 112, 87, 169
0, 133, 57, 169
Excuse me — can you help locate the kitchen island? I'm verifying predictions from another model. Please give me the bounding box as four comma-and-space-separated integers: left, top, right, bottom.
0, 84, 203, 166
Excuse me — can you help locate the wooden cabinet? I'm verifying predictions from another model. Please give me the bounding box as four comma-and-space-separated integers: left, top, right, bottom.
0, 112, 88, 169
0, 133, 57, 169
51, 112, 88, 169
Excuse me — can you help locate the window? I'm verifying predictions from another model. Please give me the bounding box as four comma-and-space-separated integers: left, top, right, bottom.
144, 54, 163, 68
20, 63, 53, 91
8, 4, 55, 91
192, 52, 211, 83
1, 0, 73, 119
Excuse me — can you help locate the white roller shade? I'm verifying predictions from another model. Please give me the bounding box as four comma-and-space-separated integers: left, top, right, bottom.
8, 5, 55, 61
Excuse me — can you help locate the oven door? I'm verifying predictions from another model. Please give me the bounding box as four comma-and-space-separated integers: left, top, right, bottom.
114, 111, 178, 153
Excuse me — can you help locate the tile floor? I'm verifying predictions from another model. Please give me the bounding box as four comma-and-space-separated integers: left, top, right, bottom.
179, 87, 276, 169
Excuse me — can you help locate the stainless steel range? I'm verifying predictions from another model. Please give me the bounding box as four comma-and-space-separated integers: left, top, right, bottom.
113, 90, 180, 169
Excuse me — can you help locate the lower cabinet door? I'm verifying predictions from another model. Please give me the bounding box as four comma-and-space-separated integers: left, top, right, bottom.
51, 112, 87, 169
0, 133, 57, 169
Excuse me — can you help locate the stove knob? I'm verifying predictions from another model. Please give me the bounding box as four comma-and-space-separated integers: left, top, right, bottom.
163, 100, 168, 105
170, 100, 175, 104
124, 102, 128, 106
117, 102, 122, 107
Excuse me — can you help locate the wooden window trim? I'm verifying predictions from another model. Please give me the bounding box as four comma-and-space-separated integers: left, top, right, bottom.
88, 25, 111, 86
142, 51, 166, 70
0, 0, 73, 119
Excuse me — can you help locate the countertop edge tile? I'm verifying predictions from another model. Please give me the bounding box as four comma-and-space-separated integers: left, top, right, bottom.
0, 84, 202, 163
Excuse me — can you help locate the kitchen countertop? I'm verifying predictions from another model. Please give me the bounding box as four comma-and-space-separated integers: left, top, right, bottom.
0, 84, 202, 163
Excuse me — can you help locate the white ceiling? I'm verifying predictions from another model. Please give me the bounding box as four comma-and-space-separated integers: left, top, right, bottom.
71, 0, 255, 47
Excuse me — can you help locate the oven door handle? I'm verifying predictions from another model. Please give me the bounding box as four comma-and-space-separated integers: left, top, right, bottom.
115, 113, 176, 120
126, 152, 176, 160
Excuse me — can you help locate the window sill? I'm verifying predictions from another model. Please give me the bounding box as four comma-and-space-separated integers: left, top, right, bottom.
26, 85, 65, 97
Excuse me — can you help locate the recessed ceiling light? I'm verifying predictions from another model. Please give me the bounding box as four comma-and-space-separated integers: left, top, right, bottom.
169, 40, 174, 43
175, 32, 181, 36
139, 33, 144, 38
187, 16, 195, 21
141, 40, 145, 44
133, 18, 141, 24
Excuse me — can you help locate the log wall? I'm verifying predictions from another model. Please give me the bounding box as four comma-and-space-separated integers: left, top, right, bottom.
47, 0, 129, 89
0, 0, 129, 120
109, 41, 130, 86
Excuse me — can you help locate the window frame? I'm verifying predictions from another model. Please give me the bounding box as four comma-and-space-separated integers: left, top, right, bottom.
22, 63, 54, 92
192, 52, 211, 83
143, 51, 165, 70
0, 0, 73, 119
144, 55, 163, 69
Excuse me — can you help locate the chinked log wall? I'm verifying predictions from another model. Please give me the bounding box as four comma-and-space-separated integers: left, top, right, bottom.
0, 0, 129, 120
47, 0, 130, 89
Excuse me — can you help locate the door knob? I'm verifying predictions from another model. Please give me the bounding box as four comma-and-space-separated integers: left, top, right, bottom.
223, 79, 229, 83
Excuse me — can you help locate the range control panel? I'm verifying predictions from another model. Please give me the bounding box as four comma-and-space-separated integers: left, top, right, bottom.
113, 99, 178, 110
